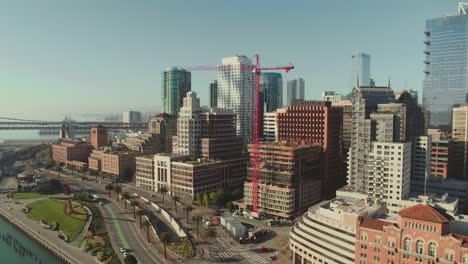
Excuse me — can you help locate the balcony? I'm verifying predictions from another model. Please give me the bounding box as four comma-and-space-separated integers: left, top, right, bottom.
424, 60, 430, 65
424, 30, 431, 36
424, 49, 430, 55
424, 40, 431, 45
423, 69, 430, 74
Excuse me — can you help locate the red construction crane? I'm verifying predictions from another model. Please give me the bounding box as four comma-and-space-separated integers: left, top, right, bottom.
185, 55, 294, 213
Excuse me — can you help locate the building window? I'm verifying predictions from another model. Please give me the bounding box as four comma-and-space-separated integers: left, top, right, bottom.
361, 233, 368, 241
428, 242, 437, 257
445, 250, 455, 261
416, 240, 424, 254
375, 236, 381, 244
403, 237, 412, 252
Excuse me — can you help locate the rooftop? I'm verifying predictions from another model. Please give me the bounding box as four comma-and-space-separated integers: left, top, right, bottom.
359, 218, 395, 231
398, 203, 452, 223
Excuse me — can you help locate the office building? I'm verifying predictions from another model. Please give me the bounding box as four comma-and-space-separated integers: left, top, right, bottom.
286, 78, 305, 106
122, 111, 142, 124
135, 156, 154, 190
332, 100, 352, 154
356, 203, 468, 264
52, 140, 93, 166
261, 72, 283, 112
423, 3, 468, 129
217, 56, 254, 144
277, 100, 344, 199
263, 111, 283, 142
88, 145, 138, 181
121, 133, 160, 154
91, 125, 108, 149
242, 142, 322, 219
431, 139, 452, 179
161, 67, 191, 116
290, 198, 387, 264
452, 103, 468, 180
412, 136, 432, 183
351, 52, 371, 87
148, 113, 177, 153
321, 91, 344, 104
209, 80, 218, 108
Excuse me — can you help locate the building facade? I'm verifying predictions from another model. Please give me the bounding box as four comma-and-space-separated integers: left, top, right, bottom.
423, 3, 468, 129
121, 133, 161, 154
91, 125, 108, 149
210, 80, 218, 108
161, 67, 191, 116
88, 146, 138, 181
217, 56, 254, 144
135, 156, 154, 190
52, 141, 93, 165
261, 72, 283, 112
351, 52, 371, 87
452, 103, 468, 180
286, 78, 305, 106
276, 100, 344, 199
148, 113, 177, 153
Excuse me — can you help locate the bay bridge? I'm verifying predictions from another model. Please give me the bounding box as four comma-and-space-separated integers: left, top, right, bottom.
0, 116, 148, 134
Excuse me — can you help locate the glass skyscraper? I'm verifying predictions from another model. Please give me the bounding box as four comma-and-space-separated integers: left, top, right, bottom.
286, 78, 305, 106
161, 67, 191, 116
423, 3, 468, 128
351, 52, 371, 87
261, 72, 283, 112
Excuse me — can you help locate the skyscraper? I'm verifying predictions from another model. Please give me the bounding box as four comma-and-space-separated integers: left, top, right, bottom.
122, 111, 142, 123
217, 56, 254, 144
261, 72, 283, 112
209, 80, 218, 108
351, 52, 371, 87
173, 91, 203, 156
286, 78, 305, 106
423, 3, 468, 128
161, 67, 191, 116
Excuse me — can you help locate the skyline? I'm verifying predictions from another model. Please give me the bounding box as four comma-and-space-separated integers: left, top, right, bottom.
0, 0, 462, 120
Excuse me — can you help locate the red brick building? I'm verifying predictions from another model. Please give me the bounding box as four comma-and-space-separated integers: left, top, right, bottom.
52, 141, 93, 165
88, 146, 138, 181
91, 125, 108, 149
356, 203, 468, 264
276, 100, 344, 199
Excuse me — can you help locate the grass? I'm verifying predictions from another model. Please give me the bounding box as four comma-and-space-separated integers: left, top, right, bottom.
13, 192, 44, 199
25, 199, 87, 241
167, 237, 194, 258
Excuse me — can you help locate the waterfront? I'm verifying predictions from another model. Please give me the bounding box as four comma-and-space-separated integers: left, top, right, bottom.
0, 130, 59, 141
0, 216, 63, 264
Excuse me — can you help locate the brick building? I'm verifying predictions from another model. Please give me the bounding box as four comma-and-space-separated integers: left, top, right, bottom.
241, 142, 322, 219
276, 100, 344, 199
91, 125, 108, 149
355, 203, 468, 264
52, 141, 93, 165
88, 146, 139, 181
148, 113, 177, 153
122, 133, 161, 155
135, 156, 154, 190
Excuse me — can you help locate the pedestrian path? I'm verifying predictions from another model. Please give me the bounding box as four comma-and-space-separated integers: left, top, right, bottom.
215, 247, 268, 264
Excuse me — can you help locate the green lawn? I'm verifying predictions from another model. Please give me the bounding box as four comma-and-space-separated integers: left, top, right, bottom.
13, 192, 44, 199
26, 199, 87, 241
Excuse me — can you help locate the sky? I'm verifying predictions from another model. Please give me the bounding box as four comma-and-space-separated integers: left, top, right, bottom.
0, 0, 462, 121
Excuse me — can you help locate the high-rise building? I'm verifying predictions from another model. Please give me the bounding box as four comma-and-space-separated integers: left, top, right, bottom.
423, 3, 468, 129
122, 111, 142, 124
91, 125, 108, 149
452, 103, 468, 180
332, 100, 353, 154
286, 78, 305, 106
242, 142, 322, 219
148, 113, 177, 153
161, 67, 191, 116
263, 110, 284, 142
277, 100, 344, 199
261, 72, 283, 112
217, 56, 254, 144
172, 91, 203, 156
351, 52, 371, 87
209, 80, 218, 108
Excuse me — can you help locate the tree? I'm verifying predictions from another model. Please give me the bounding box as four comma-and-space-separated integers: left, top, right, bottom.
136, 209, 144, 229
204, 227, 217, 254
6, 192, 14, 199
124, 254, 138, 264
192, 214, 202, 237
159, 231, 170, 259
159, 186, 168, 204
121, 192, 130, 209
203, 193, 210, 207
196, 193, 203, 206
142, 219, 151, 243
172, 195, 180, 213
130, 200, 139, 219
183, 204, 193, 224
113, 185, 122, 201
209, 192, 219, 206
105, 184, 113, 197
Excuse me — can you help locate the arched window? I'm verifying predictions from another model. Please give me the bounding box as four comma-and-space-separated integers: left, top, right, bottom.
375, 236, 382, 244
361, 233, 368, 241
416, 240, 424, 254
428, 242, 437, 257
404, 237, 412, 251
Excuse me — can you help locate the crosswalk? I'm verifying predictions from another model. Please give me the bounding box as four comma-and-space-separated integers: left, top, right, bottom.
215, 248, 269, 264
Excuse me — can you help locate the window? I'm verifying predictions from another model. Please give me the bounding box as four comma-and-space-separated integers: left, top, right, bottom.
375, 236, 381, 244
428, 242, 437, 257
361, 233, 368, 241
403, 237, 412, 251
416, 240, 424, 254
445, 250, 455, 261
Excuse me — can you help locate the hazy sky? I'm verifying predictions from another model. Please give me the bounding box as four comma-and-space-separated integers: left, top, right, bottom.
0, 0, 461, 120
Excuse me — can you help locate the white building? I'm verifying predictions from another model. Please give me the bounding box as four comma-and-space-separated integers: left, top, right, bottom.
321, 91, 344, 104
263, 111, 279, 142
173, 91, 204, 156
122, 111, 142, 123
412, 136, 432, 182
217, 55, 254, 144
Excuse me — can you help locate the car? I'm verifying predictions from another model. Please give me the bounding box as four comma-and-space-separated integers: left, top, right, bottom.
119, 247, 127, 253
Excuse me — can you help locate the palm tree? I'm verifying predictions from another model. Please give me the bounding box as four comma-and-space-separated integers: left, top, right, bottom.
159, 186, 168, 205
204, 227, 217, 254
121, 192, 130, 209
113, 185, 122, 201
136, 209, 145, 229
172, 195, 179, 213
6, 192, 14, 199
105, 184, 114, 197
159, 231, 170, 259
183, 204, 193, 224
130, 200, 139, 219
192, 214, 202, 236
142, 219, 151, 243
